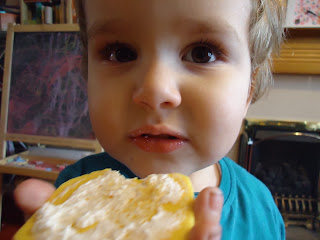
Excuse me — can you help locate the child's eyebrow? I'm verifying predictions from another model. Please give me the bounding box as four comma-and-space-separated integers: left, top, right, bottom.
173, 18, 241, 43
87, 19, 129, 40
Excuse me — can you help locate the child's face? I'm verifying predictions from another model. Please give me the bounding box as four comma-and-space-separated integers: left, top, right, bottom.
86, 0, 252, 177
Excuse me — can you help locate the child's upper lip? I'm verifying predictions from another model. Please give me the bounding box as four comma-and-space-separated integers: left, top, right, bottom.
128, 124, 188, 140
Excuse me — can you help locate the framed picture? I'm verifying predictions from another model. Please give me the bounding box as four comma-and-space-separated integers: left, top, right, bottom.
285, 0, 320, 28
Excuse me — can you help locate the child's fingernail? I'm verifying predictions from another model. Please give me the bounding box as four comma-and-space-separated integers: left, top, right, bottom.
209, 233, 221, 240
209, 188, 223, 210
208, 225, 222, 240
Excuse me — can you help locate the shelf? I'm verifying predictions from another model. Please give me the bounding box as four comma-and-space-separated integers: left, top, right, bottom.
0, 151, 77, 180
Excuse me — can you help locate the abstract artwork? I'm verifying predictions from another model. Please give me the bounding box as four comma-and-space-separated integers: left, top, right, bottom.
8, 31, 95, 139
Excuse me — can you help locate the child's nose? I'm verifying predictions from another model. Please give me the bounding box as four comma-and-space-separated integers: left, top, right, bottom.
132, 62, 182, 111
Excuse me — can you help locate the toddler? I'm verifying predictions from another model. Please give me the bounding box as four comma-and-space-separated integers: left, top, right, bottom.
15, 0, 287, 239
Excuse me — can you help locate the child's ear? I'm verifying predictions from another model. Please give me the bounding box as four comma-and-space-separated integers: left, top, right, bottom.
243, 68, 258, 118
246, 68, 258, 106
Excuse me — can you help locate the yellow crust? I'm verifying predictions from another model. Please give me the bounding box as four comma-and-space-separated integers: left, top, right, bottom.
14, 169, 195, 240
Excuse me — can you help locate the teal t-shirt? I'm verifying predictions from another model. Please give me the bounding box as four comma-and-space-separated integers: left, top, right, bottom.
55, 152, 285, 240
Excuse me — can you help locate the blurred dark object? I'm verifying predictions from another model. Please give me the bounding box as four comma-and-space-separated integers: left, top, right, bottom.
6, 141, 28, 157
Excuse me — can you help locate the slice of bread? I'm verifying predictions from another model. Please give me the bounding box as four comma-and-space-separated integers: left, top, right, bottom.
14, 169, 195, 240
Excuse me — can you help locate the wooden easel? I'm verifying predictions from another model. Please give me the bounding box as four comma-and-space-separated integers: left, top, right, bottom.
0, 24, 102, 230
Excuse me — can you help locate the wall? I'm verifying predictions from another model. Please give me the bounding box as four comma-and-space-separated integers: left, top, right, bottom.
247, 74, 320, 122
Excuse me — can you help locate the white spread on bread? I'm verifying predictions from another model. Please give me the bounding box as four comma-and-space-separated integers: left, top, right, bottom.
32, 170, 187, 240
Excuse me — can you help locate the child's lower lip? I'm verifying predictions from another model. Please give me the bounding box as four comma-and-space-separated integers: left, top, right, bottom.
130, 136, 186, 153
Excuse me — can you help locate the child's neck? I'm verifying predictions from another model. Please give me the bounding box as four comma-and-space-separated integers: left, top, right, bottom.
189, 163, 221, 192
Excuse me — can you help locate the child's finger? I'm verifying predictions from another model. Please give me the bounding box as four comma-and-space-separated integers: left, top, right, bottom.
189, 187, 224, 240
194, 187, 224, 223
14, 178, 56, 216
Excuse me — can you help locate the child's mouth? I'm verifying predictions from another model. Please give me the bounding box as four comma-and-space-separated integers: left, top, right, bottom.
129, 125, 187, 153
141, 134, 178, 140
131, 134, 186, 153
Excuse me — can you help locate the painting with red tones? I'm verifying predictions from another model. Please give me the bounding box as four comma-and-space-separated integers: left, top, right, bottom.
7, 31, 95, 139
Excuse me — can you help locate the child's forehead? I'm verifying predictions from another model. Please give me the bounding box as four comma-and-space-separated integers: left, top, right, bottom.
85, 0, 251, 24
86, 0, 251, 41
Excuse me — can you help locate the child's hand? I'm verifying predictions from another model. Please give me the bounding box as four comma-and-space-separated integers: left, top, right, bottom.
14, 178, 56, 217
189, 187, 224, 240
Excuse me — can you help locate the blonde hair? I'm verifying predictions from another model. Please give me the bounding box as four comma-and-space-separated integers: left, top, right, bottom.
75, 0, 286, 103
248, 0, 286, 102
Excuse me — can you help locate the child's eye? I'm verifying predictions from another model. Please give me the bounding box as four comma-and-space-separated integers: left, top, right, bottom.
101, 42, 137, 62
182, 40, 223, 64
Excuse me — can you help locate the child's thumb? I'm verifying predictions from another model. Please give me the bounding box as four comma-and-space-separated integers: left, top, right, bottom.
14, 178, 55, 217
189, 187, 224, 240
